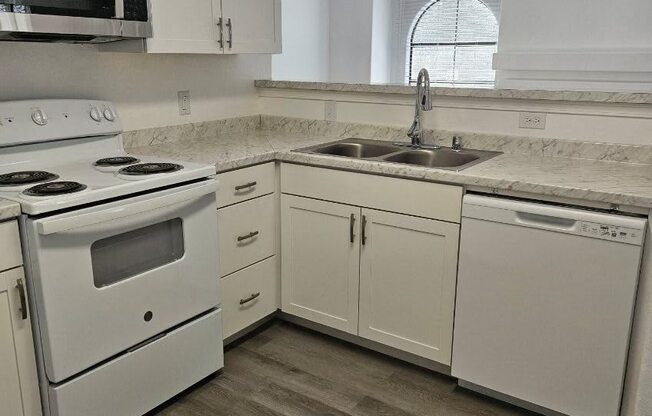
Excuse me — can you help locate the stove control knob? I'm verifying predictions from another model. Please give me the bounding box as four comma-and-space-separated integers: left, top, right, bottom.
103, 107, 116, 122
89, 106, 102, 122
31, 108, 48, 126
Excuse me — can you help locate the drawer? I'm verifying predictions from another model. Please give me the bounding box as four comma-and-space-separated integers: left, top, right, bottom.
49, 310, 223, 416
0, 221, 22, 272
217, 194, 276, 277
281, 163, 463, 223
222, 257, 278, 339
217, 162, 276, 208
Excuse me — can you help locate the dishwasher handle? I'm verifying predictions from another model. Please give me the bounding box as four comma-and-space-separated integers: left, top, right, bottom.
515, 211, 577, 231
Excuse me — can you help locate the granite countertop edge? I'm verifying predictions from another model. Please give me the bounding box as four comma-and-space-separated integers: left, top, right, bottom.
0, 199, 21, 221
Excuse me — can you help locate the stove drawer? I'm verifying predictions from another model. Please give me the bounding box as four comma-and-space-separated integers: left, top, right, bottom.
217, 163, 276, 208
48, 309, 223, 416
222, 257, 278, 339
0, 220, 22, 272
217, 194, 276, 277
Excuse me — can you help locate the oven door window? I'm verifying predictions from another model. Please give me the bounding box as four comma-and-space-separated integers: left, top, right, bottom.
91, 219, 185, 288
7, 0, 116, 18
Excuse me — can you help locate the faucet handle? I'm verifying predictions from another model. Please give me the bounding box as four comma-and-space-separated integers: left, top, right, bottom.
452, 136, 462, 151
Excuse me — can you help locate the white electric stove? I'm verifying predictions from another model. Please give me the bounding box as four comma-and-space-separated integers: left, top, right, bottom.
0, 100, 224, 416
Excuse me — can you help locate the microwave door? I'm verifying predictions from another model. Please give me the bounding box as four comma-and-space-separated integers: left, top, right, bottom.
7, 0, 117, 18
23, 181, 220, 383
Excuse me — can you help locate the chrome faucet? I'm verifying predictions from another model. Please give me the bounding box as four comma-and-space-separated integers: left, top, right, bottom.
397, 68, 438, 149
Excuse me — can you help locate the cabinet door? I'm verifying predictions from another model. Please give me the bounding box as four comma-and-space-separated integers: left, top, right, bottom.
359, 209, 460, 364
0, 268, 41, 416
221, 0, 282, 54
146, 0, 223, 54
281, 195, 360, 334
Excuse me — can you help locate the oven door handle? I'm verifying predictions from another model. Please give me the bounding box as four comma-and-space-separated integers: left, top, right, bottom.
37, 180, 217, 236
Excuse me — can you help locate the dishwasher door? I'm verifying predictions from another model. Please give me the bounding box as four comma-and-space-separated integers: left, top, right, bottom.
452, 195, 647, 416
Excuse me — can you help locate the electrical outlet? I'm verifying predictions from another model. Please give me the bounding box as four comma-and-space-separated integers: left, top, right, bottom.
325, 101, 337, 121
519, 112, 546, 130
178, 90, 191, 116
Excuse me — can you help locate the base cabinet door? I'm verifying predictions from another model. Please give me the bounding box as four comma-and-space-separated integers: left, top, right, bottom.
358, 209, 460, 364
0, 268, 41, 416
281, 195, 360, 334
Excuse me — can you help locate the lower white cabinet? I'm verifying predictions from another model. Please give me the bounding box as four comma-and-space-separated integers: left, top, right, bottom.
280, 164, 463, 365
358, 209, 459, 364
0, 267, 41, 416
281, 195, 360, 334
222, 257, 278, 339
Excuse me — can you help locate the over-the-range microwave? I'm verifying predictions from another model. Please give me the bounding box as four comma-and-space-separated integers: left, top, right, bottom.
0, 0, 151, 43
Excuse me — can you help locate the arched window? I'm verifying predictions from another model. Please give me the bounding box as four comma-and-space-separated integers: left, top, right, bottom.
407, 0, 498, 86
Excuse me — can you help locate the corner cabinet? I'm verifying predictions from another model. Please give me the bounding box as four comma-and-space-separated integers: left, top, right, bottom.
280, 164, 463, 366
105, 0, 282, 54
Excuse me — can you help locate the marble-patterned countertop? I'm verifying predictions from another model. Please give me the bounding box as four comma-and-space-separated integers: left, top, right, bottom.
129, 130, 652, 210
256, 80, 652, 105
0, 198, 21, 221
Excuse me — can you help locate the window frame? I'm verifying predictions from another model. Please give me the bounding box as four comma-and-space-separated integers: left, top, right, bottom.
406, 0, 498, 86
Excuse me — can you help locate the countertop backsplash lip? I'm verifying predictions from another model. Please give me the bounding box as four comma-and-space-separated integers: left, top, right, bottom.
255, 79, 652, 105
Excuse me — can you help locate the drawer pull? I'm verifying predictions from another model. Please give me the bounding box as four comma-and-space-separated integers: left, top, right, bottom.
16, 279, 27, 320
235, 182, 257, 192
240, 292, 261, 305
237, 231, 260, 242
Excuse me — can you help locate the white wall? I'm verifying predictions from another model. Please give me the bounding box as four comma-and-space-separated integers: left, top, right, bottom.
0, 42, 271, 131
271, 0, 330, 82
258, 89, 652, 146
370, 0, 393, 84
329, 0, 374, 84
495, 0, 652, 92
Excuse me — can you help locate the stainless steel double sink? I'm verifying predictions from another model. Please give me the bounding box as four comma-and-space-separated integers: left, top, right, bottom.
295, 138, 501, 171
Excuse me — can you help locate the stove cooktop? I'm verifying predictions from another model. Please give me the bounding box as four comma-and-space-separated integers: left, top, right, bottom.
0, 100, 216, 215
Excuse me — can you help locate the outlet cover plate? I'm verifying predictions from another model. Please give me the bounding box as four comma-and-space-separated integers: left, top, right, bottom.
519, 112, 546, 129
178, 90, 191, 116
325, 101, 337, 121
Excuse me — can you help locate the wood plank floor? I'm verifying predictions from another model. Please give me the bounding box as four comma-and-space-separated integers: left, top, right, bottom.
151, 320, 535, 416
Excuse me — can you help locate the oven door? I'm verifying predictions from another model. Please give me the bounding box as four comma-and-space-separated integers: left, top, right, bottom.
23, 180, 220, 384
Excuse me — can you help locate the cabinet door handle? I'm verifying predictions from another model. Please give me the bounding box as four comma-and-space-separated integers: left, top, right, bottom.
240, 292, 261, 305
237, 231, 259, 242
226, 18, 233, 49
362, 215, 368, 246
16, 279, 27, 320
217, 17, 224, 48
235, 181, 257, 192
350, 213, 356, 243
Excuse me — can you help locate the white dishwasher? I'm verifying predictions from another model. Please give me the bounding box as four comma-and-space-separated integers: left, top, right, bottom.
452, 194, 647, 416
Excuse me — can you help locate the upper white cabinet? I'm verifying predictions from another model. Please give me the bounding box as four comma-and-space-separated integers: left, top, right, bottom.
221, 0, 282, 54
107, 0, 282, 54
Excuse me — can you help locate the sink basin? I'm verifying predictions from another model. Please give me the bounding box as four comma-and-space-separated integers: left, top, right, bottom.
310, 139, 399, 159
383, 149, 480, 168
295, 138, 501, 171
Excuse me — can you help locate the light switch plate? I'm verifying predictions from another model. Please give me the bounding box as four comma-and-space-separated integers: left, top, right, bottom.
178, 90, 191, 116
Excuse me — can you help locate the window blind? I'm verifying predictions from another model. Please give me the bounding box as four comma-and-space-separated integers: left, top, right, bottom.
389, 0, 500, 85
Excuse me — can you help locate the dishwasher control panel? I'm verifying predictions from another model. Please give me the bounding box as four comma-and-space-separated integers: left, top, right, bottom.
580, 221, 643, 244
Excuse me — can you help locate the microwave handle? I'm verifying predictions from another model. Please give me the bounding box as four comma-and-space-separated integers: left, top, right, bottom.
37, 180, 217, 236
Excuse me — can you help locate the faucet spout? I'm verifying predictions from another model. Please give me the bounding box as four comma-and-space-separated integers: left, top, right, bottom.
407, 68, 433, 148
